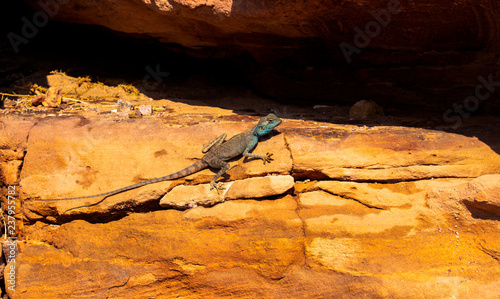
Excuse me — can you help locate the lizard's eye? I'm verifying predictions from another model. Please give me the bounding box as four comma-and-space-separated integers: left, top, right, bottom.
259, 126, 264, 131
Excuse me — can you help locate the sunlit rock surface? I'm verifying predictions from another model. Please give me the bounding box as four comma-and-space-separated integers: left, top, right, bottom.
2, 114, 500, 298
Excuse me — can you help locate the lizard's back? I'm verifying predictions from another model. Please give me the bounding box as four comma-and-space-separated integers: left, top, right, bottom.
205, 131, 254, 161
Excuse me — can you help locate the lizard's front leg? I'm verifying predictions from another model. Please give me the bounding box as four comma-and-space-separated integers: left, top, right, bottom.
243, 152, 274, 164
242, 137, 274, 164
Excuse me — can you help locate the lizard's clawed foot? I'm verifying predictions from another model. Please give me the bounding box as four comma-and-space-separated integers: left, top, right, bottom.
210, 181, 225, 193
262, 152, 274, 164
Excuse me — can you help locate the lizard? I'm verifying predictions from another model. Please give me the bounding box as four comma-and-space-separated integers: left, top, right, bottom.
36, 114, 283, 213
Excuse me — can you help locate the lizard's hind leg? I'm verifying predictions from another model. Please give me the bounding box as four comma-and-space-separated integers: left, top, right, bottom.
206, 159, 231, 191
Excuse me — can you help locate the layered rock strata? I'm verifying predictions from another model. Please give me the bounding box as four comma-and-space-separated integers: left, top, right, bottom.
1, 115, 499, 298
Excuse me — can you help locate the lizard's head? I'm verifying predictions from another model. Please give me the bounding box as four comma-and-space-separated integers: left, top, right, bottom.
255, 113, 282, 136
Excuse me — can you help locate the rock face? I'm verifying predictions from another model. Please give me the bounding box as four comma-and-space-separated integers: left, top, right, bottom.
22, 0, 500, 53
21, 0, 500, 108
2, 114, 500, 298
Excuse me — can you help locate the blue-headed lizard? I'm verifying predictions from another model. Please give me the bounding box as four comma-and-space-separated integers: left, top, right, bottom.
37, 114, 282, 212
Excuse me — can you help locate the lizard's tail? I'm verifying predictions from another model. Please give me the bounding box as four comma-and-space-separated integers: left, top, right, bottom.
38, 160, 208, 201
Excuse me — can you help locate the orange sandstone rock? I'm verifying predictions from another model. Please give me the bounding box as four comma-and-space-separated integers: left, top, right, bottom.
1, 114, 499, 298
